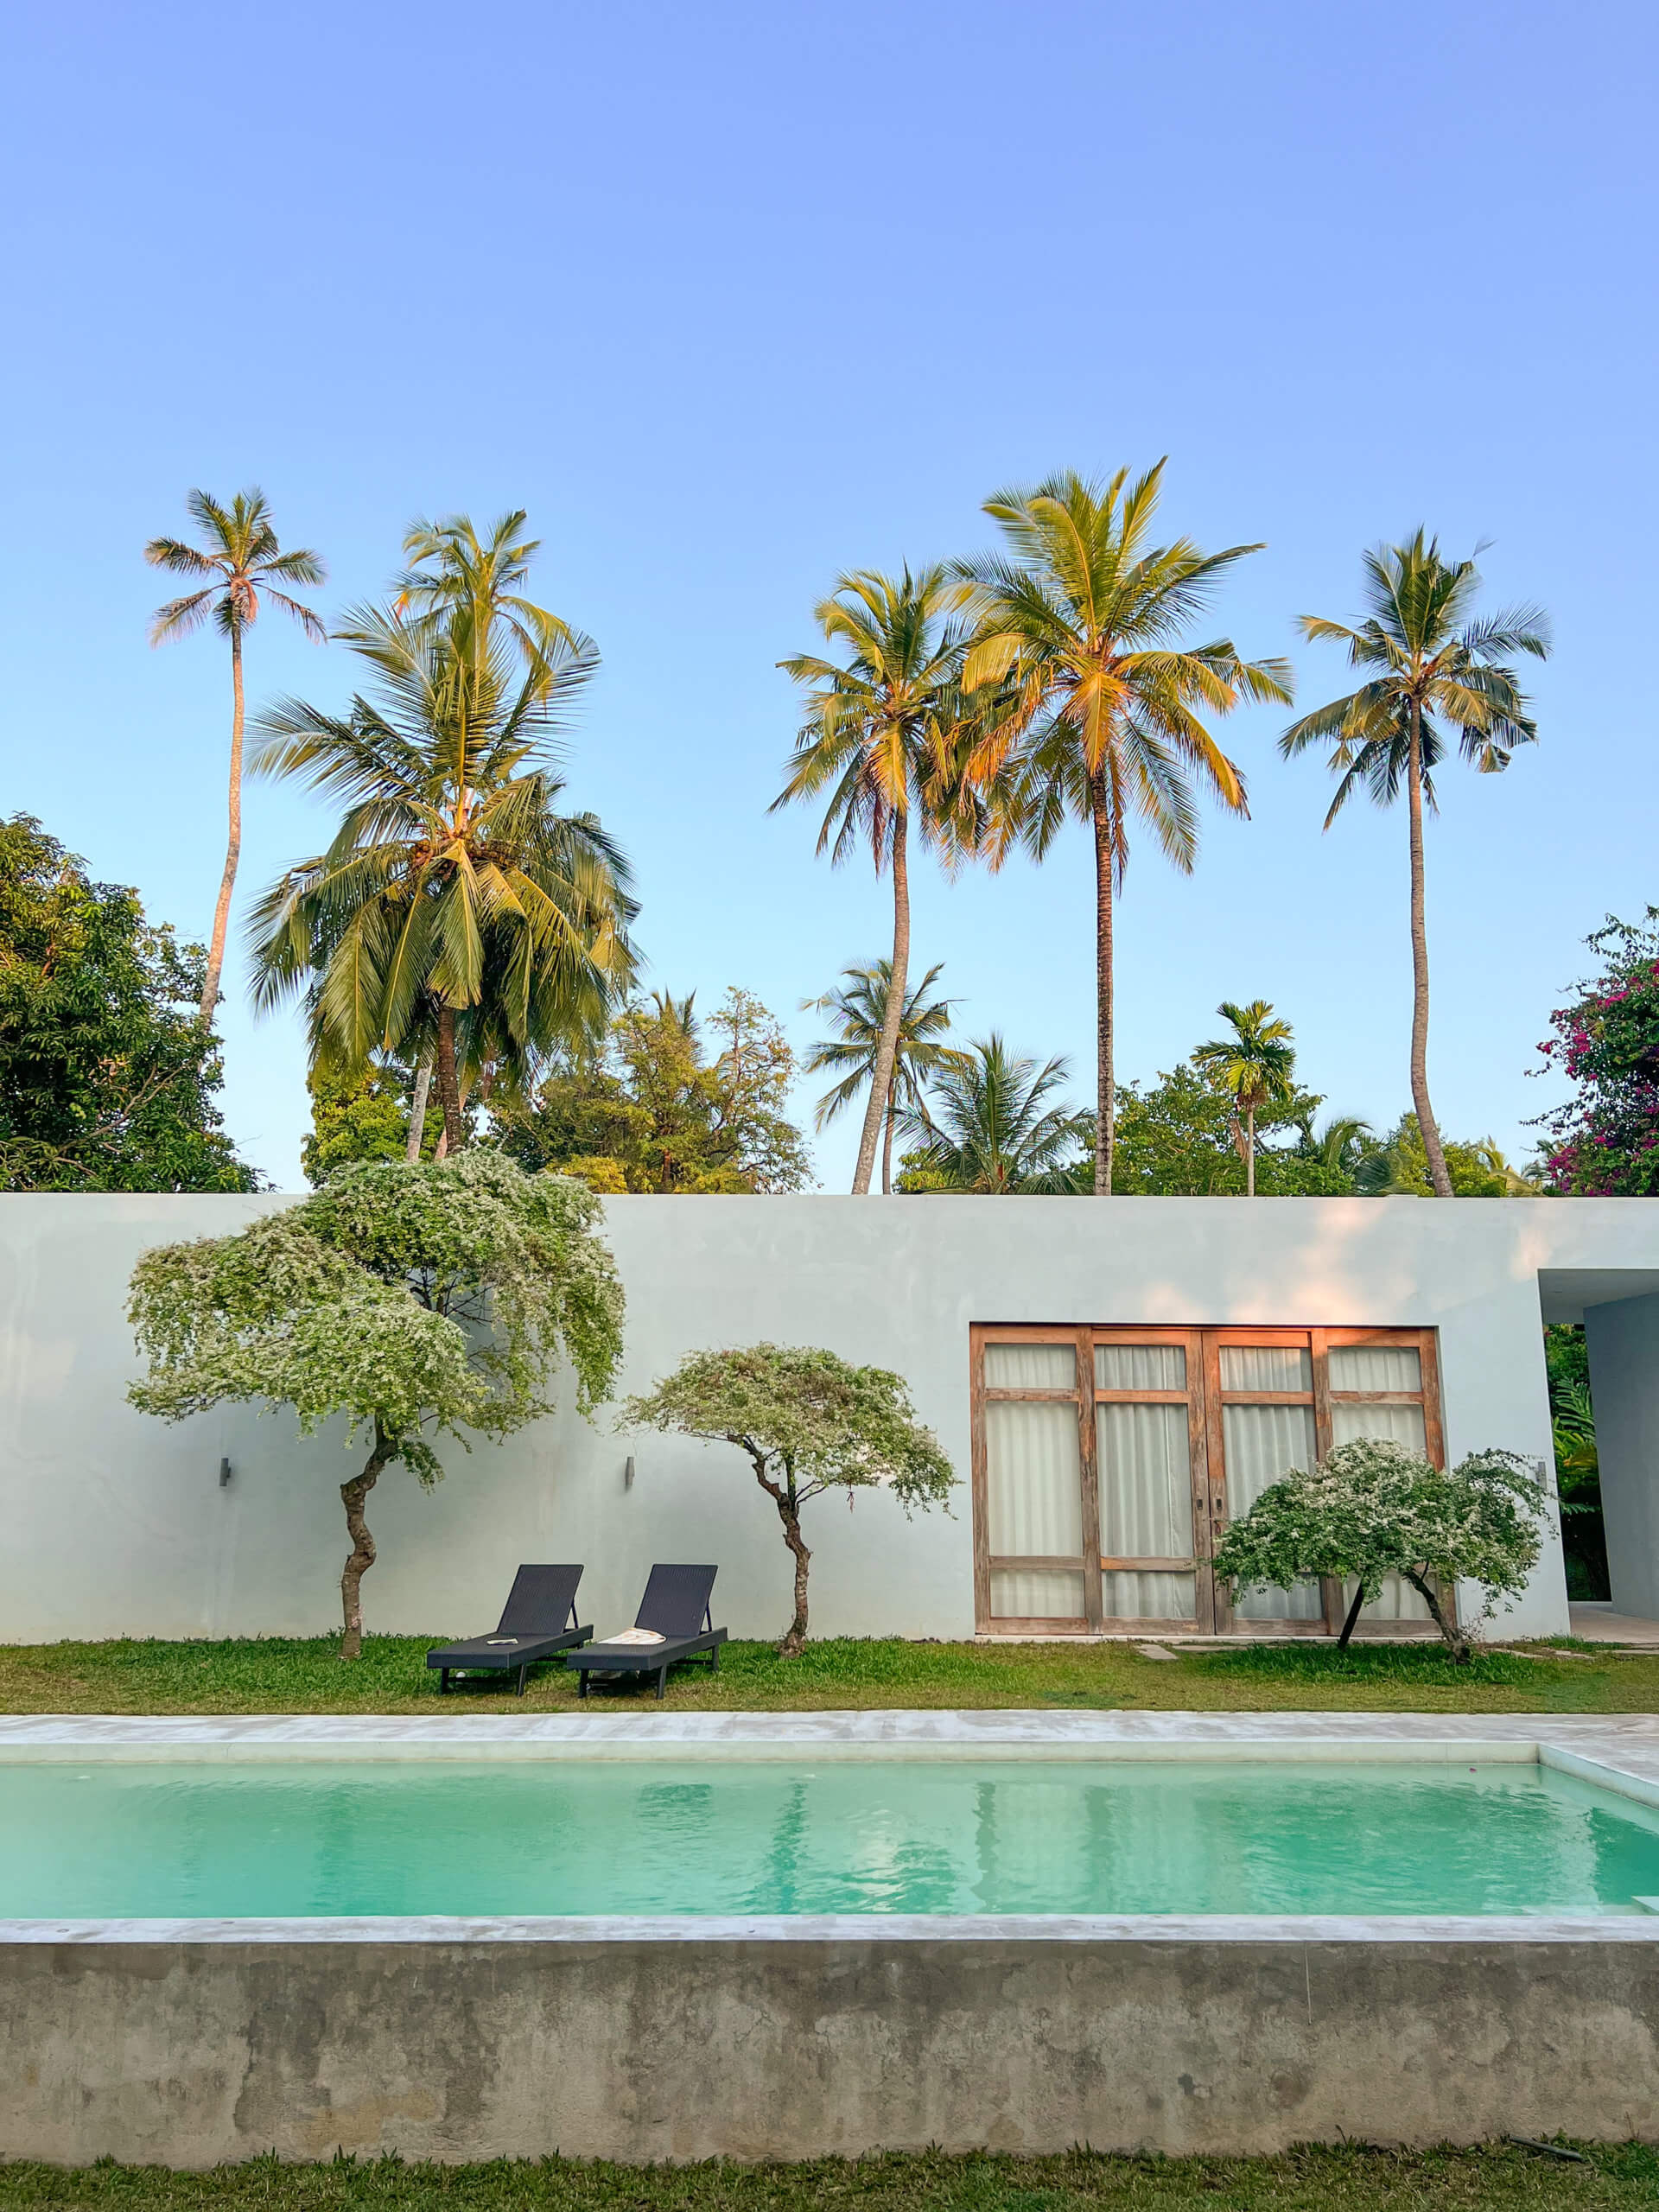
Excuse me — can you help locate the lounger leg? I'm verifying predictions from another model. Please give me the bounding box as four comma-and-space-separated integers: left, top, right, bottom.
440, 1669, 449, 1695
578, 1670, 588, 1700
656, 1664, 667, 1700
710, 1645, 720, 1674
517, 1664, 527, 1697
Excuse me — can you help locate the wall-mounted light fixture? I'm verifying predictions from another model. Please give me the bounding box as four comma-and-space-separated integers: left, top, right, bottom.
624, 1455, 635, 1491
219, 1457, 233, 1488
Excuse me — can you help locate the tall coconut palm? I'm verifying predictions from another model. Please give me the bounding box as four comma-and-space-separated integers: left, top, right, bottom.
1192, 999, 1297, 1195
247, 600, 634, 1151
144, 490, 327, 1023
772, 567, 976, 1195
900, 1034, 1088, 1193
960, 466, 1291, 1196
803, 959, 963, 1193
1280, 533, 1548, 1197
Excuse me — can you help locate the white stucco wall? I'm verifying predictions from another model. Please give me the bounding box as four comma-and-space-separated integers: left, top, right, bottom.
3, 1191, 1658, 1648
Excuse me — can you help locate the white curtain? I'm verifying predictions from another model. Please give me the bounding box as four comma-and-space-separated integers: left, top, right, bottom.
984, 1400, 1084, 1619
1329, 1344, 1421, 1392
984, 1344, 1077, 1389
1330, 1401, 1433, 1619
1218, 1344, 1312, 1391
1222, 1402, 1323, 1618
1096, 1402, 1196, 1620
1096, 1344, 1186, 1390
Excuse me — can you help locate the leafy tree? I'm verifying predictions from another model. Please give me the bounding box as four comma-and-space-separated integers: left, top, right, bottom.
1211, 1436, 1548, 1661
1353, 1114, 1529, 1198
897, 1033, 1090, 1192
960, 466, 1290, 1193
302, 1058, 445, 1185
1534, 911, 1659, 1194
494, 987, 813, 1193
620, 1344, 954, 1655
144, 489, 327, 1025
803, 958, 963, 1193
1109, 1063, 1342, 1195
126, 1155, 624, 1656
1281, 534, 1548, 1198
774, 569, 977, 1193
0, 816, 257, 1192
1192, 999, 1297, 1196
250, 516, 634, 1154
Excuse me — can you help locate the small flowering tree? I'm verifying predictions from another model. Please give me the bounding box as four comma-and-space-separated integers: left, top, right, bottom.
127, 1154, 624, 1656
620, 1344, 955, 1655
1535, 912, 1659, 1194
1211, 1437, 1549, 1662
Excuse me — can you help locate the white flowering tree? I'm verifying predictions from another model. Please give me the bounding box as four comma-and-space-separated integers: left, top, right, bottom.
127, 1154, 624, 1656
620, 1343, 955, 1656
1210, 1436, 1549, 1661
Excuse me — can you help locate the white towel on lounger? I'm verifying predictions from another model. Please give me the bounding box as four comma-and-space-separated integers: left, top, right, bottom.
604, 1627, 667, 1646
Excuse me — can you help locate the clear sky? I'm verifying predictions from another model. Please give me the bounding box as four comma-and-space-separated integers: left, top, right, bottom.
3, 0, 1653, 1191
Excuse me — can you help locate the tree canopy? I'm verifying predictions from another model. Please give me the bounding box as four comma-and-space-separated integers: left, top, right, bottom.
1534, 911, 1659, 1195
127, 1154, 624, 1652
0, 816, 257, 1192
1210, 1436, 1548, 1658
620, 1342, 955, 1653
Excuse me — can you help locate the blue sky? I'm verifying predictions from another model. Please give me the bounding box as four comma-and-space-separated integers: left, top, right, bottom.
3, 0, 1653, 1191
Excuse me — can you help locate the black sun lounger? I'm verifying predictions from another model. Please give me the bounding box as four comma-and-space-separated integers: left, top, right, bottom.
426, 1564, 593, 1695
566, 1564, 727, 1700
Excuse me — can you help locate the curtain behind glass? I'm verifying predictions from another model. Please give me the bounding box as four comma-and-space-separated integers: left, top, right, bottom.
985, 1344, 1077, 1389
1222, 1403, 1323, 1619
1096, 1344, 1186, 1390
1219, 1345, 1312, 1392
984, 1397, 1086, 1620
1096, 1402, 1196, 1620
1330, 1402, 1433, 1619
1329, 1344, 1421, 1392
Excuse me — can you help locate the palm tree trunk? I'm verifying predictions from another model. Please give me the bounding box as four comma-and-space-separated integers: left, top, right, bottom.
1407, 701, 1454, 1198
881, 1084, 895, 1195
1090, 777, 1115, 1196
405, 1054, 434, 1161
1246, 1105, 1255, 1197
435, 1005, 465, 1154
199, 625, 244, 1026
340, 1420, 394, 1660
851, 810, 909, 1195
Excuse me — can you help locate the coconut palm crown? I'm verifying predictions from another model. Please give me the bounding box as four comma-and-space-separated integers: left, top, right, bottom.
900, 1033, 1088, 1194
1279, 532, 1548, 1197
803, 958, 964, 1193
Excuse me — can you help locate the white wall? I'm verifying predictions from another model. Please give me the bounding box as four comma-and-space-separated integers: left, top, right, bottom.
5, 1190, 1658, 1648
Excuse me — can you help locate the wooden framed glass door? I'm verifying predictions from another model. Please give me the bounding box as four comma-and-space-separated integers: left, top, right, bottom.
971, 1323, 1448, 1637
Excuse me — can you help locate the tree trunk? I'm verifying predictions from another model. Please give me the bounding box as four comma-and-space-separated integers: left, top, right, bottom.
1245, 1105, 1256, 1197
1407, 702, 1454, 1198
1337, 1579, 1366, 1651
1090, 776, 1116, 1195
199, 625, 244, 1026
1405, 1567, 1468, 1661
340, 1421, 395, 1660
851, 810, 909, 1195
776, 1499, 811, 1656
435, 1004, 465, 1154
881, 1085, 895, 1195
405, 1054, 434, 1161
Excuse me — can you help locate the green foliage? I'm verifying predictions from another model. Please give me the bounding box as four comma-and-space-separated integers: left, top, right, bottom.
301, 1060, 444, 1184
1112, 1063, 1342, 1195
1535, 910, 1659, 1193
127, 1153, 624, 1484
1353, 1114, 1529, 1197
0, 816, 258, 1192
621, 1344, 955, 1513
1211, 1437, 1548, 1653
896, 1033, 1090, 1192
494, 987, 813, 1192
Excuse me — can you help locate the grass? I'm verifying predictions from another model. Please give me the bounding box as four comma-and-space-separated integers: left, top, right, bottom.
0, 2145, 1655, 2212
3, 1633, 1659, 1715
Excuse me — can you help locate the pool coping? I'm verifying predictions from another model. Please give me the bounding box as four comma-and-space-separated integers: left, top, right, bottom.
6, 1708, 1659, 1946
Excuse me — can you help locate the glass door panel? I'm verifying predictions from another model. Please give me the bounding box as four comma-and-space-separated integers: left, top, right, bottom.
1096, 1401, 1197, 1619
1330, 1398, 1433, 1619
982, 1392, 1086, 1623
1221, 1401, 1323, 1619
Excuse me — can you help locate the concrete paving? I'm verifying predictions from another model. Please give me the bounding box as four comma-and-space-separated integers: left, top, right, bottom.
1571, 1600, 1659, 1645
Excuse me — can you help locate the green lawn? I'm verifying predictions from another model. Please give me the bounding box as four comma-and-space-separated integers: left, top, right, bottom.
3, 1632, 1657, 1715
0, 2145, 1653, 2212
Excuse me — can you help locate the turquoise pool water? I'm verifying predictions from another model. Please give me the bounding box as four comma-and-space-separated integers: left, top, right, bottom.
4, 1758, 1658, 1920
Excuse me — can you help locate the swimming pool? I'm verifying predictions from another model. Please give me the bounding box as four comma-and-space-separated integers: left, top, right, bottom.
8, 1753, 1659, 1919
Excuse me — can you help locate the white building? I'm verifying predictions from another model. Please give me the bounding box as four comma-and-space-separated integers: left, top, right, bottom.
3, 1191, 1659, 1647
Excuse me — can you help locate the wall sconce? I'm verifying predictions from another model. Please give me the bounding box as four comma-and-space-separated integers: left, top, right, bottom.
219, 1457, 233, 1488
624, 1455, 635, 1491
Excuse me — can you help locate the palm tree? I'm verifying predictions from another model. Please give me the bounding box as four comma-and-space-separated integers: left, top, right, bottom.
144, 490, 327, 1024
960, 466, 1291, 1195
803, 959, 963, 1193
1292, 1111, 1375, 1178
1279, 533, 1548, 1197
1192, 1000, 1297, 1196
247, 597, 635, 1152
773, 567, 976, 1195
900, 1034, 1088, 1193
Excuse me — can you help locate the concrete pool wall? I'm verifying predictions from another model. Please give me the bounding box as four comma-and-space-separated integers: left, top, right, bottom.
4, 1713, 1659, 2164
